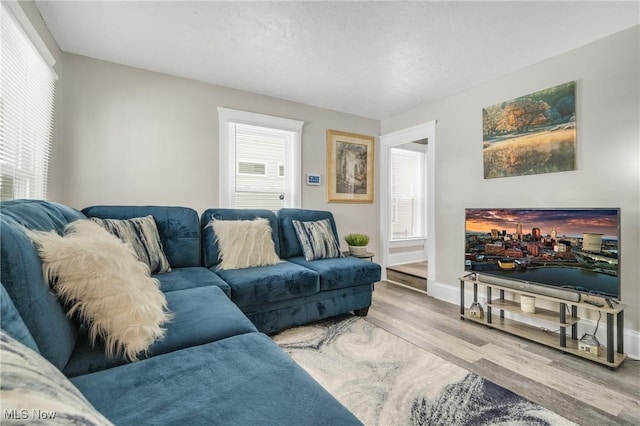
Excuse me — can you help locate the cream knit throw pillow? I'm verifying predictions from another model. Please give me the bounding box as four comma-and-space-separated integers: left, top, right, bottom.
209, 218, 281, 270
27, 220, 172, 361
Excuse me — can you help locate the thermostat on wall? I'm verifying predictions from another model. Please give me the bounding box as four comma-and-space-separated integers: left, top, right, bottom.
306, 174, 321, 186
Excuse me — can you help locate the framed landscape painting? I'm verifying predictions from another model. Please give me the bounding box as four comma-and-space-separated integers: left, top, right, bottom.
482, 81, 577, 179
327, 129, 374, 203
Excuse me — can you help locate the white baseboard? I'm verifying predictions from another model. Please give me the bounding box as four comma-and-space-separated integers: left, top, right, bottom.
426, 279, 640, 361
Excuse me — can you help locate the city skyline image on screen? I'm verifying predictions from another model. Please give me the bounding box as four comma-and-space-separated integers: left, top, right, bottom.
465, 208, 620, 299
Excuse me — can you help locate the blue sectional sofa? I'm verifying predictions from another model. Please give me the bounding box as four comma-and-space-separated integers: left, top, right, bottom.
201, 208, 378, 333
0, 199, 380, 425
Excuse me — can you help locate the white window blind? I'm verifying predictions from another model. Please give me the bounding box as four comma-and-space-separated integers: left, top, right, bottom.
0, 2, 57, 201
234, 123, 287, 210
218, 107, 303, 210
238, 161, 267, 176
390, 148, 424, 239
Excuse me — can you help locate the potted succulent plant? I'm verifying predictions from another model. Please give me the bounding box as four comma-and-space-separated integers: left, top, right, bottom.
344, 233, 369, 256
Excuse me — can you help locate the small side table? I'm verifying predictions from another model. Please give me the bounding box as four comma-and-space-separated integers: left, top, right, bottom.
342, 251, 375, 261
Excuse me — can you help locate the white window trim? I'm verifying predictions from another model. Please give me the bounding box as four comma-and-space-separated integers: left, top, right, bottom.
4, 1, 56, 70
218, 107, 304, 208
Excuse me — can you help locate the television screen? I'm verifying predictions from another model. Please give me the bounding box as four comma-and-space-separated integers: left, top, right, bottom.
465, 208, 620, 299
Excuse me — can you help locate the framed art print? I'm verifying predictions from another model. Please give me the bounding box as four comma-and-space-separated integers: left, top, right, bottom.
326, 129, 374, 203
482, 81, 577, 179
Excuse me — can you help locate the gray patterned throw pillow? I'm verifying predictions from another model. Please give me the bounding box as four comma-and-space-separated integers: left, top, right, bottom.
89, 216, 171, 274
292, 218, 343, 261
0, 331, 114, 425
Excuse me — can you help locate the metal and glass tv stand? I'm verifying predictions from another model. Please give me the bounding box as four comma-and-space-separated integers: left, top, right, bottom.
459, 274, 627, 368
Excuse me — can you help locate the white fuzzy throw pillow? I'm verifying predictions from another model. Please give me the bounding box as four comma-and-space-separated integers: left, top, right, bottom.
27, 220, 172, 361
210, 218, 281, 270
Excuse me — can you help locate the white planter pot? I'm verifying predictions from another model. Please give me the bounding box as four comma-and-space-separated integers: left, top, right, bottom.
349, 245, 368, 256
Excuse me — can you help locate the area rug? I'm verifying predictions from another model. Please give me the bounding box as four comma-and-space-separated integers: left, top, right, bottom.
272, 317, 575, 426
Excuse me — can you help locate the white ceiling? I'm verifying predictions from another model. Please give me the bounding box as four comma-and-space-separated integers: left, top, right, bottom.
35, 1, 639, 119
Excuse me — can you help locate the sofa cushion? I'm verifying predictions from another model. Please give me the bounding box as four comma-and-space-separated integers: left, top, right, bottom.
0, 283, 39, 353
153, 266, 231, 296
71, 333, 361, 426
213, 261, 319, 308
277, 208, 341, 259
209, 217, 280, 270
244, 284, 373, 334
201, 208, 281, 269
63, 286, 257, 377
293, 218, 343, 261
90, 215, 171, 273
0, 331, 114, 426
0, 199, 83, 370
288, 256, 381, 291
82, 205, 201, 268
28, 220, 172, 362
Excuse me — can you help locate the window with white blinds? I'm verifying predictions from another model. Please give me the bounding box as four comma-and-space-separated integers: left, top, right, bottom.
234, 123, 287, 210
0, 2, 57, 201
218, 107, 303, 211
390, 147, 425, 239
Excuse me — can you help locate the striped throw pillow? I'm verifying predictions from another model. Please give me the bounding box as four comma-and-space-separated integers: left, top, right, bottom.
292, 219, 342, 261
0, 331, 114, 425
89, 216, 171, 274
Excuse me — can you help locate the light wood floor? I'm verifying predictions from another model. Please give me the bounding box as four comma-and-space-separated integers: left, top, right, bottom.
365, 281, 640, 426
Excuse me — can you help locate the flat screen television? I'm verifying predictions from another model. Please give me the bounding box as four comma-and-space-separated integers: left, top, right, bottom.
465, 208, 620, 300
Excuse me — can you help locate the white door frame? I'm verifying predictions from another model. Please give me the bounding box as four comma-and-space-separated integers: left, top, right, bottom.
379, 121, 436, 285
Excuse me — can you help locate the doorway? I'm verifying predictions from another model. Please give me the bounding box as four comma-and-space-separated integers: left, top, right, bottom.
379, 121, 436, 289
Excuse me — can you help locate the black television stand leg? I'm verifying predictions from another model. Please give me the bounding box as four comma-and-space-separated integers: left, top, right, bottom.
559, 303, 567, 347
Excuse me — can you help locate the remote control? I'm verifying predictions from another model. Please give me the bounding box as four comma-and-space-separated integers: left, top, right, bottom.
584, 300, 604, 307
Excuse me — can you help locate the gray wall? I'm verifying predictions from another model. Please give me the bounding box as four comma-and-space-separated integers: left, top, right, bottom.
382, 26, 640, 334
20, 0, 640, 340
53, 53, 381, 254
